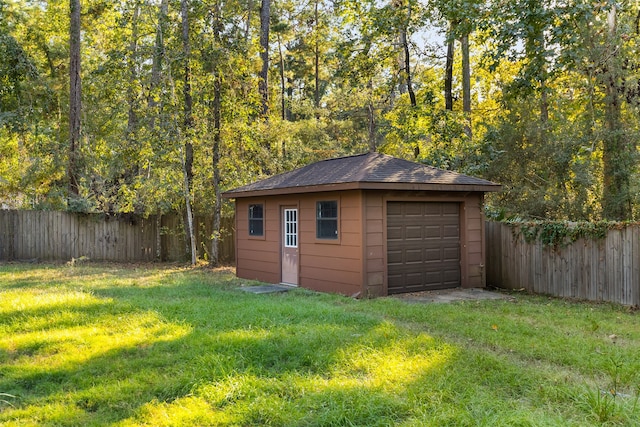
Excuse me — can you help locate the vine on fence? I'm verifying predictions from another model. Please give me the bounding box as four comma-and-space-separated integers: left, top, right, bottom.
504, 220, 629, 247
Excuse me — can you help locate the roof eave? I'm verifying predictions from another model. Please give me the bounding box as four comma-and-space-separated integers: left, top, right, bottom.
222, 181, 502, 198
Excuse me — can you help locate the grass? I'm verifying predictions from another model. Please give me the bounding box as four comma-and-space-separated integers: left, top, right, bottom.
1, 263, 639, 426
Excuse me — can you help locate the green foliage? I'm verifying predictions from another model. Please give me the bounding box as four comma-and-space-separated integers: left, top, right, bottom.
1, 0, 640, 224
505, 219, 621, 247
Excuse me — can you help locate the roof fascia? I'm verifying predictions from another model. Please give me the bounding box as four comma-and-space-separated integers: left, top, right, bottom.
222, 182, 502, 199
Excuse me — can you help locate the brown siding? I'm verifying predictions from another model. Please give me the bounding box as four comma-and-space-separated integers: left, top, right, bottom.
363, 192, 385, 297
234, 191, 364, 296
362, 190, 487, 296
464, 193, 485, 287
236, 198, 280, 283
299, 191, 363, 296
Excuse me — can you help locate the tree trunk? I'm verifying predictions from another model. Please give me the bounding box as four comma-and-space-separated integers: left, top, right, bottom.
149, 0, 168, 109
602, 5, 630, 220
156, 212, 162, 261
461, 32, 471, 138
126, 2, 141, 179
400, 1, 416, 106
444, 23, 454, 111
211, 77, 222, 266
367, 79, 376, 153
402, 29, 416, 106
181, 0, 197, 264
540, 80, 549, 123
259, 0, 270, 118
68, 0, 81, 197
277, 32, 286, 121
182, 164, 197, 264
314, 0, 320, 113
286, 75, 293, 121
211, 1, 223, 266
245, 0, 253, 43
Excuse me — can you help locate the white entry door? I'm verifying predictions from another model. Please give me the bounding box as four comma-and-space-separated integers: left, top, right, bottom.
281, 207, 299, 285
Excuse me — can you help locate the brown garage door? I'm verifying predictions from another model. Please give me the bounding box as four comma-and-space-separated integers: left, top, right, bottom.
387, 202, 460, 294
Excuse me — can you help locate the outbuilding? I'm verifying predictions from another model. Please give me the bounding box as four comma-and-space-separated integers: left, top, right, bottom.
223, 152, 501, 297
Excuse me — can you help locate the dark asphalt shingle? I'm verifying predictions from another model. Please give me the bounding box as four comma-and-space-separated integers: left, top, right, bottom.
224, 152, 500, 196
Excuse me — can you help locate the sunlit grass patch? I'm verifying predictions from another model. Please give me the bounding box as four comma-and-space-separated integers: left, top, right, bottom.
332, 322, 453, 390
122, 395, 235, 427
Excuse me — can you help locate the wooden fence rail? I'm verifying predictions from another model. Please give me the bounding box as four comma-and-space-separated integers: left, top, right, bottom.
0, 210, 235, 263
486, 221, 640, 306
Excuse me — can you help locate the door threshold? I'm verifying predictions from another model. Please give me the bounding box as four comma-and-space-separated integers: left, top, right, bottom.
279, 282, 298, 288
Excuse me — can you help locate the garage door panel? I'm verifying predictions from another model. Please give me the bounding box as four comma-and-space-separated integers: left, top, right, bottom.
387, 250, 403, 264
423, 225, 441, 238
424, 248, 441, 262
387, 202, 461, 294
443, 224, 460, 238
406, 225, 422, 239
443, 246, 460, 261
424, 271, 444, 285
406, 249, 422, 263
405, 272, 423, 285
391, 260, 458, 273
405, 204, 423, 216
423, 204, 442, 215
442, 204, 459, 215
443, 268, 460, 282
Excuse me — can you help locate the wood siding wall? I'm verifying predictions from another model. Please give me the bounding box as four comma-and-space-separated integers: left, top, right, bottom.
486, 222, 640, 306
363, 192, 385, 297
363, 191, 486, 296
235, 198, 282, 283
0, 210, 234, 263
464, 193, 485, 287
235, 191, 364, 295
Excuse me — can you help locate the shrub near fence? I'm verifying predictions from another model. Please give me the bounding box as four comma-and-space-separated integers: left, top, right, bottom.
486, 221, 640, 306
0, 210, 235, 263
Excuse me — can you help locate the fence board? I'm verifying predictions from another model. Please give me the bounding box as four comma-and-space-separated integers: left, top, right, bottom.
486, 222, 640, 306
0, 210, 235, 264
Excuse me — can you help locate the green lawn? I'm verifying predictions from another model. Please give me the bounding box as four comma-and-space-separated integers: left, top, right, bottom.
1, 264, 639, 426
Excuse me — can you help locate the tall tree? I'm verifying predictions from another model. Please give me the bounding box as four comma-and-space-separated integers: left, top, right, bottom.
125, 0, 141, 180
149, 0, 168, 116
313, 0, 321, 111
601, 4, 630, 220
210, 0, 223, 266
68, 0, 81, 197
395, 0, 416, 106
181, 0, 197, 265
259, 0, 271, 117
461, 32, 471, 137
444, 24, 454, 111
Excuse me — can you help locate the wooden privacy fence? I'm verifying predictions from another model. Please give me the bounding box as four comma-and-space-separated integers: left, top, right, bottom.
486, 221, 640, 306
0, 210, 235, 263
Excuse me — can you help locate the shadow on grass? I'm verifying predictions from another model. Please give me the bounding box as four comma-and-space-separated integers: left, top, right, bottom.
0, 267, 456, 425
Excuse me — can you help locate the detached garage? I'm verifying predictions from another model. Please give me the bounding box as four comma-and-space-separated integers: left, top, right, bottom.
222, 152, 501, 297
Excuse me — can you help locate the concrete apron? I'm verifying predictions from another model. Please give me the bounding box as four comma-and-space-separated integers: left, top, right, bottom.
390, 287, 510, 304
239, 283, 510, 304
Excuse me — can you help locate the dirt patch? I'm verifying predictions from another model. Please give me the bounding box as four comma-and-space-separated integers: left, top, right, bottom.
390, 287, 514, 304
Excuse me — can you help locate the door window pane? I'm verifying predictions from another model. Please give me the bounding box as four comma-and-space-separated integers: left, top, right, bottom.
284, 209, 298, 247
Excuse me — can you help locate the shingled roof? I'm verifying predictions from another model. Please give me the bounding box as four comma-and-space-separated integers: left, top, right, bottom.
223, 152, 501, 198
